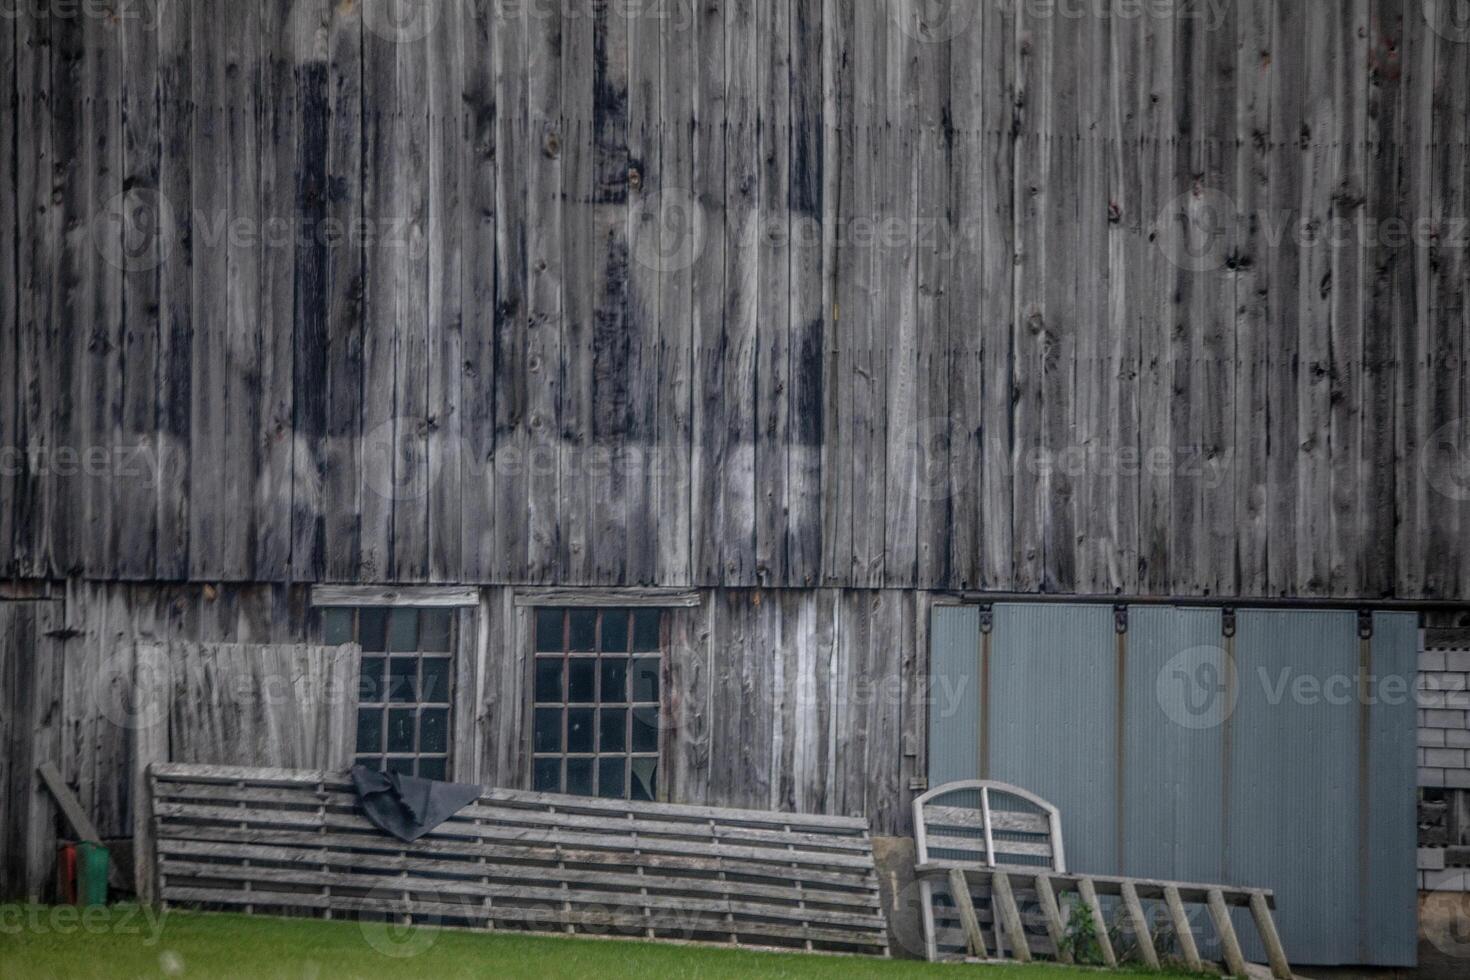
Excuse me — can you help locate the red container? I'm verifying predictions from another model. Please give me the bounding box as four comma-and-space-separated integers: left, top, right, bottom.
56, 843, 78, 905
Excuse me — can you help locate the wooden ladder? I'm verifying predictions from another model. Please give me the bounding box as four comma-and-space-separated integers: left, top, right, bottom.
919, 863, 1292, 979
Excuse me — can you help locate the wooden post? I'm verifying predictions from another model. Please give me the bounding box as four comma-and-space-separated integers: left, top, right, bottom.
131, 643, 170, 906
1077, 876, 1118, 967
1034, 873, 1072, 964
1164, 884, 1203, 971
1249, 891, 1292, 980
991, 870, 1031, 962
948, 868, 989, 959
1207, 888, 1249, 977
1120, 880, 1159, 967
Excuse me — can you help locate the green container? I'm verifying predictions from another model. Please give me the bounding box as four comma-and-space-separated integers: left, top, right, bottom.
76, 842, 109, 907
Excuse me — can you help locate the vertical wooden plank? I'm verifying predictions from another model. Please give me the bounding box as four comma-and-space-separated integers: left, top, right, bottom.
755, 0, 792, 588
847, 0, 886, 590
1393, 0, 1434, 599
491, 0, 529, 584
186, 8, 228, 579
459, 0, 497, 582
391, 15, 431, 583
818, 0, 851, 589
1233, 0, 1274, 596
525, 0, 562, 583
116, 8, 160, 579
786, 0, 824, 588
1326, 2, 1371, 598
882, 11, 920, 590
261, 0, 304, 583
948, 868, 989, 959
1361, 0, 1404, 598
428, 0, 468, 583
0, 7, 14, 575
1424, 3, 1467, 599
719, 0, 758, 588
667, 592, 712, 805
320, 643, 362, 771
624, 0, 661, 587
689, 0, 722, 587
1077, 877, 1118, 967
1265, 0, 1304, 596
991, 870, 1031, 962
452, 605, 482, 783
1034, 874, 1071, 964
154, 0, 192, 580
1207, 888, 1250, 977
287, 0, 330, 583
79, 10, 123, 578
13, 10, 52, 577
131, 642, 169, 907
223, 0, 262, 581
1250, 891, 1293, 979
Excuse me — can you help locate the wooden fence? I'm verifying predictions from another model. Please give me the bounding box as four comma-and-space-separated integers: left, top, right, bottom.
146, 763, 890, 956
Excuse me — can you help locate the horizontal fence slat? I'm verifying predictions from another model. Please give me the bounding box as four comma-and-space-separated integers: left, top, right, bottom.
150, 763, 888, 955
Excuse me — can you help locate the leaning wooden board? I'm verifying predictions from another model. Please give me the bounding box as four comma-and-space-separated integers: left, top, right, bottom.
147, 763, 889, 956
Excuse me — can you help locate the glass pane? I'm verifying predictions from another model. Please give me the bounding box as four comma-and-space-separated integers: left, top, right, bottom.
600, 610, 629, 652
569, 610, 596, 651
631, 758, 657, 802
359, 657, 387, 703
356, 709, 384, 754
418, 758, 446, 782
359, 608, 388, 652
355, 755, 382, 772
420, 609, 452, 651
533, 758, 561, 793
387, 608, 419, 652
568, 659, 596, 703
534, 659, 564, 703
600, 659, 627, 703
599, 708, 627, 752
420, 707, 449, 754
322, 608, 354, 646
631, 658, 660, 703
387, 709, 417, 752
536, 609, 564, 652
633, 609, 660, 651
566, 758, 594, 797
386, 757, 414, 775
567, 708, 594, 753
533, 708, 563, 754
388, 658, 417, 703
597, 758, 625, 799
632, 707, 659, 752
420, 658, 452, 703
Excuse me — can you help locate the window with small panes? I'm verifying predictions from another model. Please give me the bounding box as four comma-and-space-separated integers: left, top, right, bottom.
531, 607, 664, 801
322, 606, 456, 781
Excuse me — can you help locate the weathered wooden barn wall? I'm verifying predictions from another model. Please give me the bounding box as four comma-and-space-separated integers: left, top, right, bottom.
30, 582, 924, 847
0, 600, 64, 901
3, 0, 1468, 598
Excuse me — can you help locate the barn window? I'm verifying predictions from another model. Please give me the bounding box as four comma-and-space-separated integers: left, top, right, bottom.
530, 607, 664, 800
323, 606, 456, 781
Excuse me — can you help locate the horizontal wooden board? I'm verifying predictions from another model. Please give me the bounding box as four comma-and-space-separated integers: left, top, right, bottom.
151, 763, 887, 955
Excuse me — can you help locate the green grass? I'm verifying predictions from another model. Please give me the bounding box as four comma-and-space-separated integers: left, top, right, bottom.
0, 904, 1188, 980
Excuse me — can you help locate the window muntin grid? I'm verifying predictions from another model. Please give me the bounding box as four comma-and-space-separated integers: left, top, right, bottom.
531, 607, 663, 801
323, 606, 455, 781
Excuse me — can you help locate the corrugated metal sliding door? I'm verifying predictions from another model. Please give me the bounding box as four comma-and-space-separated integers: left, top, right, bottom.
928, 603, 1418, 966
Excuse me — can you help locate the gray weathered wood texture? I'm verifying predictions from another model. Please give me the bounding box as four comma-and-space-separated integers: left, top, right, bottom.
3, 1, 1466, 598
148, 762, 890, 955
0, 601, 65, 902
